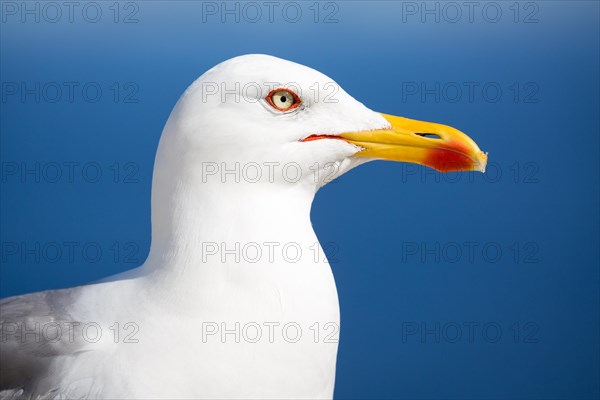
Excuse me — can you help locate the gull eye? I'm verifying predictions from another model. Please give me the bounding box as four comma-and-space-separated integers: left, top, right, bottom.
266, 89, 300, 111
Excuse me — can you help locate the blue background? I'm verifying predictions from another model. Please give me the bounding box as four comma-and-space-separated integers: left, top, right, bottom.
1, 1, 598, 398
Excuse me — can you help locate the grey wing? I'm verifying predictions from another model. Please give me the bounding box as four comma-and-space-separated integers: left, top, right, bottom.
0, 289, 88, 394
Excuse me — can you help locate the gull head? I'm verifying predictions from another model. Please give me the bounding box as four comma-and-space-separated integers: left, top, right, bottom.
155, 54, 488, 191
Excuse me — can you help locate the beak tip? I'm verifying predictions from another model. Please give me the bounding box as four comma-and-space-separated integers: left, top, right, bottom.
475, 151, 488, 173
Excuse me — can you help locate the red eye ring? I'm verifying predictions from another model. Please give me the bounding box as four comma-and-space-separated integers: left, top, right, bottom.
266, 88, 301, 112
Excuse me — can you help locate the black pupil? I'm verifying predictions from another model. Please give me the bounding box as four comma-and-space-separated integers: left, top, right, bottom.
280, 95, 287, 103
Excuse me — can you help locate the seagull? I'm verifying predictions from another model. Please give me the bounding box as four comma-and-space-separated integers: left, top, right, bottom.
0, 54, 487, 399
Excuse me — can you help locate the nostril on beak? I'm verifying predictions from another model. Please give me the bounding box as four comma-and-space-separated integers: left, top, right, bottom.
414, 132, 442, 140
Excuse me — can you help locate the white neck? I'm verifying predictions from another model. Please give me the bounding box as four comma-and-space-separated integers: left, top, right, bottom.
139, 134, 334, 312
147, 180, 318, 268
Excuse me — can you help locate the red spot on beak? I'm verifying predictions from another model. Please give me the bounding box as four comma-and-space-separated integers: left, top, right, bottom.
424, 148, 476, 172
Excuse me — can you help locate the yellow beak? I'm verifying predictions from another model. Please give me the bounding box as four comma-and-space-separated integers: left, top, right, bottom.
339, 114, 488, 173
